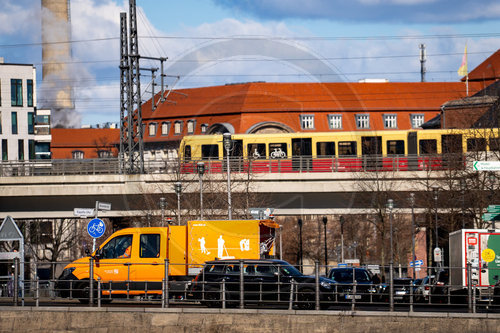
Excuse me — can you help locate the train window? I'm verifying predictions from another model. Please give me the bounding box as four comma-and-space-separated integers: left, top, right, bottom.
317, 142, 335, 157
201, 144, 219, 159
248, 143, 266, 159
442, 134, 463, 154
419, 140, 437, 154
387, 140, 404, 155
338, 141, 357, 156
184, 145, 191, 161
269, 143, 288, 159
489, 138, 500, 151
467, 138, 487, 152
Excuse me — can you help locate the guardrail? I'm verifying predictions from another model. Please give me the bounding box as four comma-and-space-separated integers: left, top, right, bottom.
1, 259, 498, 312
0, 154, 465, 177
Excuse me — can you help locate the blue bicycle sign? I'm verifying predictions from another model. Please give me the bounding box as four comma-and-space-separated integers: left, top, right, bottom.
87, 218, 105, 238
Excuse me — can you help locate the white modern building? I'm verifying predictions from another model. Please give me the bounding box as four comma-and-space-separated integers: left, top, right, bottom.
0, 58, 51, 161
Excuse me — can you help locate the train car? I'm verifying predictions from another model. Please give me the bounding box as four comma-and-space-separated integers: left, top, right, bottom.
179, 128, 500, 173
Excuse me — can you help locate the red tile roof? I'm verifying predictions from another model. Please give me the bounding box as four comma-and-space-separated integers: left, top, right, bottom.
51, 128, 120, 147
142, 81, 481, 121
466, 49, 500, 82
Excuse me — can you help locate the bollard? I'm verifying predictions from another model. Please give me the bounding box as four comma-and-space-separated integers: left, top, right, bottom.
239, 261, 244, 309
288, 280, 295, 310
409, 278, 414, 312
351, 266, 356, 311
14, 258, 19, 306
389, 263, 394, 312
467, 263, 472, 313
315, 261, 320, 310
222, 279, 226, 309
89, 257, 94, 306
34, 261, 39, 307
162, 259, 169, 308
97, 278, 101, 308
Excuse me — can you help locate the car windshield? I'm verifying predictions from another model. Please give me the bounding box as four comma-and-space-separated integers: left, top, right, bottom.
280, 263, 303, 277
330, 269, 371, 282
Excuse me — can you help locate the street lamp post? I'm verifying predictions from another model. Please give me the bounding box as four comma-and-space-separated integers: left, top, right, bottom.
340, 216, 345, 264
432, 186, 439, 256
322, 216, 328, 275
174, 182, 182, 225
387, 198, 394, 312
409, 193, 416, 281
160, 197, 166, 227
460, 178, 466, 229
223, 133, 232, 220
298, 218, 303, 273
387, 199, 394, 265
197, 162, 205, 220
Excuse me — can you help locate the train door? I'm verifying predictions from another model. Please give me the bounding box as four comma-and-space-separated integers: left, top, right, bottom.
223, 139, 243, 171
292, 138, 312, 171
441, 134, 463, 169
361, 136, 382, 170
407, 132, 418, 170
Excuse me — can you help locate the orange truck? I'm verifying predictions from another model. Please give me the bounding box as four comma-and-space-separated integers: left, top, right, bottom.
56, 219, 278, 300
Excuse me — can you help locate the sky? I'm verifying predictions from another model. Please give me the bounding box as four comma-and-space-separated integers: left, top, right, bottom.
0, 0, 499, 127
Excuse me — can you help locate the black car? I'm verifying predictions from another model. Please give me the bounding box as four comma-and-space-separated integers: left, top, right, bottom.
327, 267, 379, 302
189, 259, 337, 310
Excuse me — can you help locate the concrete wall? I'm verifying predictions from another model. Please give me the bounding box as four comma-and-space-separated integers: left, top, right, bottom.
1, 307, 500, 333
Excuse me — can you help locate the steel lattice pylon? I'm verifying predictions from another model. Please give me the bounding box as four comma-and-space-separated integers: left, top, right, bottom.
119, 0, 144, 174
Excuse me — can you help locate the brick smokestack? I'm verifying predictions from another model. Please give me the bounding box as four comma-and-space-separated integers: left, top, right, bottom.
41, 0, 79, 127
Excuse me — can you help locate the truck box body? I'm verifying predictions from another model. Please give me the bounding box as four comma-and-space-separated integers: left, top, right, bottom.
449, 229, 500, 291
187, 219, 277, 275
56, 219, 278, 297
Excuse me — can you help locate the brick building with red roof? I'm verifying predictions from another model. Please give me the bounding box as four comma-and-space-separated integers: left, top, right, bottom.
51, 128, 119, 159
50, 50, 499, 160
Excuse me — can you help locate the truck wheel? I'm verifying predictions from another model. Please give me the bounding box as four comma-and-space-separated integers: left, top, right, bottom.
76, 281, 97, 304
296, 289, 315, 310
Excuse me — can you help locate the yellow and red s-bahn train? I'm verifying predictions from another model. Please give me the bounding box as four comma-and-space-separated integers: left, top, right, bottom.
179, 128, 500, 173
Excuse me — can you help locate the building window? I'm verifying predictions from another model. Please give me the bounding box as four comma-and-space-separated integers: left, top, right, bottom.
187, 120, 196, 134
410, 114, 425, 128
18, 139, 24, 160
174, 121, 183, 135
72, 150, 84, 159
383, 114, 397, 129
0, 111, 2, 134
98, 150, 112, 158
2, 139, 7, 160
27, 79, 33, 107
201, 123, 208, 134
328, 114, 342, 129
28, 112, 34, 134
355, 114, 370, 129
29, 140, 35, 160
11, 79, 23, 106
148, 122, 157, 136
35, 114, 50, 125
161, 121, 170, 136
300, 115, 315, 130
0, 78, 2, 106
11, 112, 18, 134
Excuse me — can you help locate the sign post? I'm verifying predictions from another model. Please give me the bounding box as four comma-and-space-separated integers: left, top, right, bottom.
75, 201, 112, 252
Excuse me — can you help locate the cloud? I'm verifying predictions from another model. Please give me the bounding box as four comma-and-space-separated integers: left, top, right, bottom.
212, 0, 500, 23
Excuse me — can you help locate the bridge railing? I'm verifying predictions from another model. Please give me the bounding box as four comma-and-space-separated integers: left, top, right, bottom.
0, 154, 465, 177
1, 258, 498, 312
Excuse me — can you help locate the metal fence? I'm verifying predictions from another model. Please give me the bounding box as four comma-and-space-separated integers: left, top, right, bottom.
1, 259, 499, 312
0, 154, 464, 177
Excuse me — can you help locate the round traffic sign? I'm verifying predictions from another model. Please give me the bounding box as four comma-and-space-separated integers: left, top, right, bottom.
87, 218, 106, 238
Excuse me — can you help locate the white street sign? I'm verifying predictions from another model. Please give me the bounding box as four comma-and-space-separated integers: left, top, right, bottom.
73, 208, 95, 217
98, 202, 112, 211
473, 161, 500, 171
